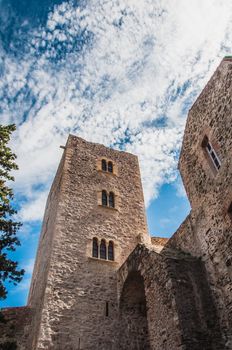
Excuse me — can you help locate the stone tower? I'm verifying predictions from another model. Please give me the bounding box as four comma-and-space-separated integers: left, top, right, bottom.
27, 135, 149, 349
176, 57, 232, 346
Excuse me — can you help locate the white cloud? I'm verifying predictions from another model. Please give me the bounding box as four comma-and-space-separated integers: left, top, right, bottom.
174, 175, 188, 198
18, 191, 48, 222
1, 0, 232, 219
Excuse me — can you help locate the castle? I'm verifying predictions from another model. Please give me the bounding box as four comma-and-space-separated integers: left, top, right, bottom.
1, 57, 232, 350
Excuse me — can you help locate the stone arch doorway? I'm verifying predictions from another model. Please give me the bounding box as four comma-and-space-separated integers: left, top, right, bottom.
119, 271, 150, 349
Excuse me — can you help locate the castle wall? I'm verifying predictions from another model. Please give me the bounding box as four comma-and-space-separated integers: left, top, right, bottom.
169, 57, 232, 347
179, 58, 232, 210
117, 244, 224, 349
31, 136, 149, 349
167, 206, 232, 348
117, 245, 183, 350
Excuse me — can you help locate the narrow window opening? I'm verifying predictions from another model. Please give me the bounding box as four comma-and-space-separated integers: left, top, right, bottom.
228, 202, 232, 221
108, 161, 113, 173
108, 241, 114, 261
100, 239, 107, 259
102, 190, 108, 206
101, 159, 107, 171
109, 192, 115, 208
92, 237, 98, 258
105, 301, 109, 317
202, 136, 221, 171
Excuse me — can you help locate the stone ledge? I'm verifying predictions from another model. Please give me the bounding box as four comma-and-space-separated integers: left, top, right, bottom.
88, 256, 118, 264
97, 204, 118, 211
97, 169, 117, 177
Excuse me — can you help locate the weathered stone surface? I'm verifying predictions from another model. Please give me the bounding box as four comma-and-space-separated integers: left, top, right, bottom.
117, 244, 224, 350
1, 57, 231, 349
0, 307, 32, 349
171, 57, 232, 347
27, 135, 149, 349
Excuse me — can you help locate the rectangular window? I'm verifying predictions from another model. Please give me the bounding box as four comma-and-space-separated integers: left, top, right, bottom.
202, 136, 221, 171
105, 301, 109, 317
228, 202, 232, 221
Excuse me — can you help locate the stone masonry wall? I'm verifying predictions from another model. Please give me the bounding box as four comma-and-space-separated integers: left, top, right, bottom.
169, 57, 232, 347
31, 135, 149, 349
117, 244, 224, 349
27, 152, 68, 349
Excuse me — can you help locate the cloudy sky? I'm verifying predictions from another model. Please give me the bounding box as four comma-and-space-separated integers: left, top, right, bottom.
1, 0, 232, 307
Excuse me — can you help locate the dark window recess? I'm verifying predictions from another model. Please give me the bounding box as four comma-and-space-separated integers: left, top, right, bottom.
202, 136, 221, 171
102, 190, 108, 206
101, 159, 107, 171
92, 238, 98, 258
108, 161, 113, 173
100, 240, 107, 259
109, 192, 115, 208
228, 202, 232, 220
108, 241, 114, 261
105, 301, 109, 317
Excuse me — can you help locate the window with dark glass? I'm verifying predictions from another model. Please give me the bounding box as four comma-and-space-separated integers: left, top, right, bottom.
108, 241, 114, 261
100, 239, 107, 259
228, 202, 232, 221
108, 161, 113, 173
105, 301, 109, 317
109, 192, 115, 208
202, 136, 221, 171
92, 238, 98, 258
102, 159, 107, 171
102, 190, 108, 206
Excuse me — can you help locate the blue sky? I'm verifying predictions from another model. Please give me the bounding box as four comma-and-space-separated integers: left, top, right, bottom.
1, 0, 232, 307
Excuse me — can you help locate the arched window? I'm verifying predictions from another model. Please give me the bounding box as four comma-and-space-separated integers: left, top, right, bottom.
109, 192, 115, 208
108, 241, 114, 261
100, 239, 107, 259
92, 238, 98, 258
108, 161, 113, 173
102, 190, 108, 206
102, 159, 107, 171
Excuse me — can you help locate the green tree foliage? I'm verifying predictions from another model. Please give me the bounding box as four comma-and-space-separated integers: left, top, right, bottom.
0, 124, 24, 300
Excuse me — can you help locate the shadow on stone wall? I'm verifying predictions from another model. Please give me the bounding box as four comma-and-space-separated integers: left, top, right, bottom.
118, 244, 225, 350
118, 271, 150, 350
166, 254, 224, 350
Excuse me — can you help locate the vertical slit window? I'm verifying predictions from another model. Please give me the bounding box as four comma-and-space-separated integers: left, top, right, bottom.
108, 161, 113, 173
109, 192, 115, 208
101, 159, 107, 171
228, 202, 232, 221
105, 301, 109, 317
108, 241, 114, 261
92, 238, 98, 258
100, 239, 107, 259
102, 190, 108, 206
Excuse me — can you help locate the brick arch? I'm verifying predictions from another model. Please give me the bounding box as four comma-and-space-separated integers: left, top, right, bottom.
118, 270, 150, 349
